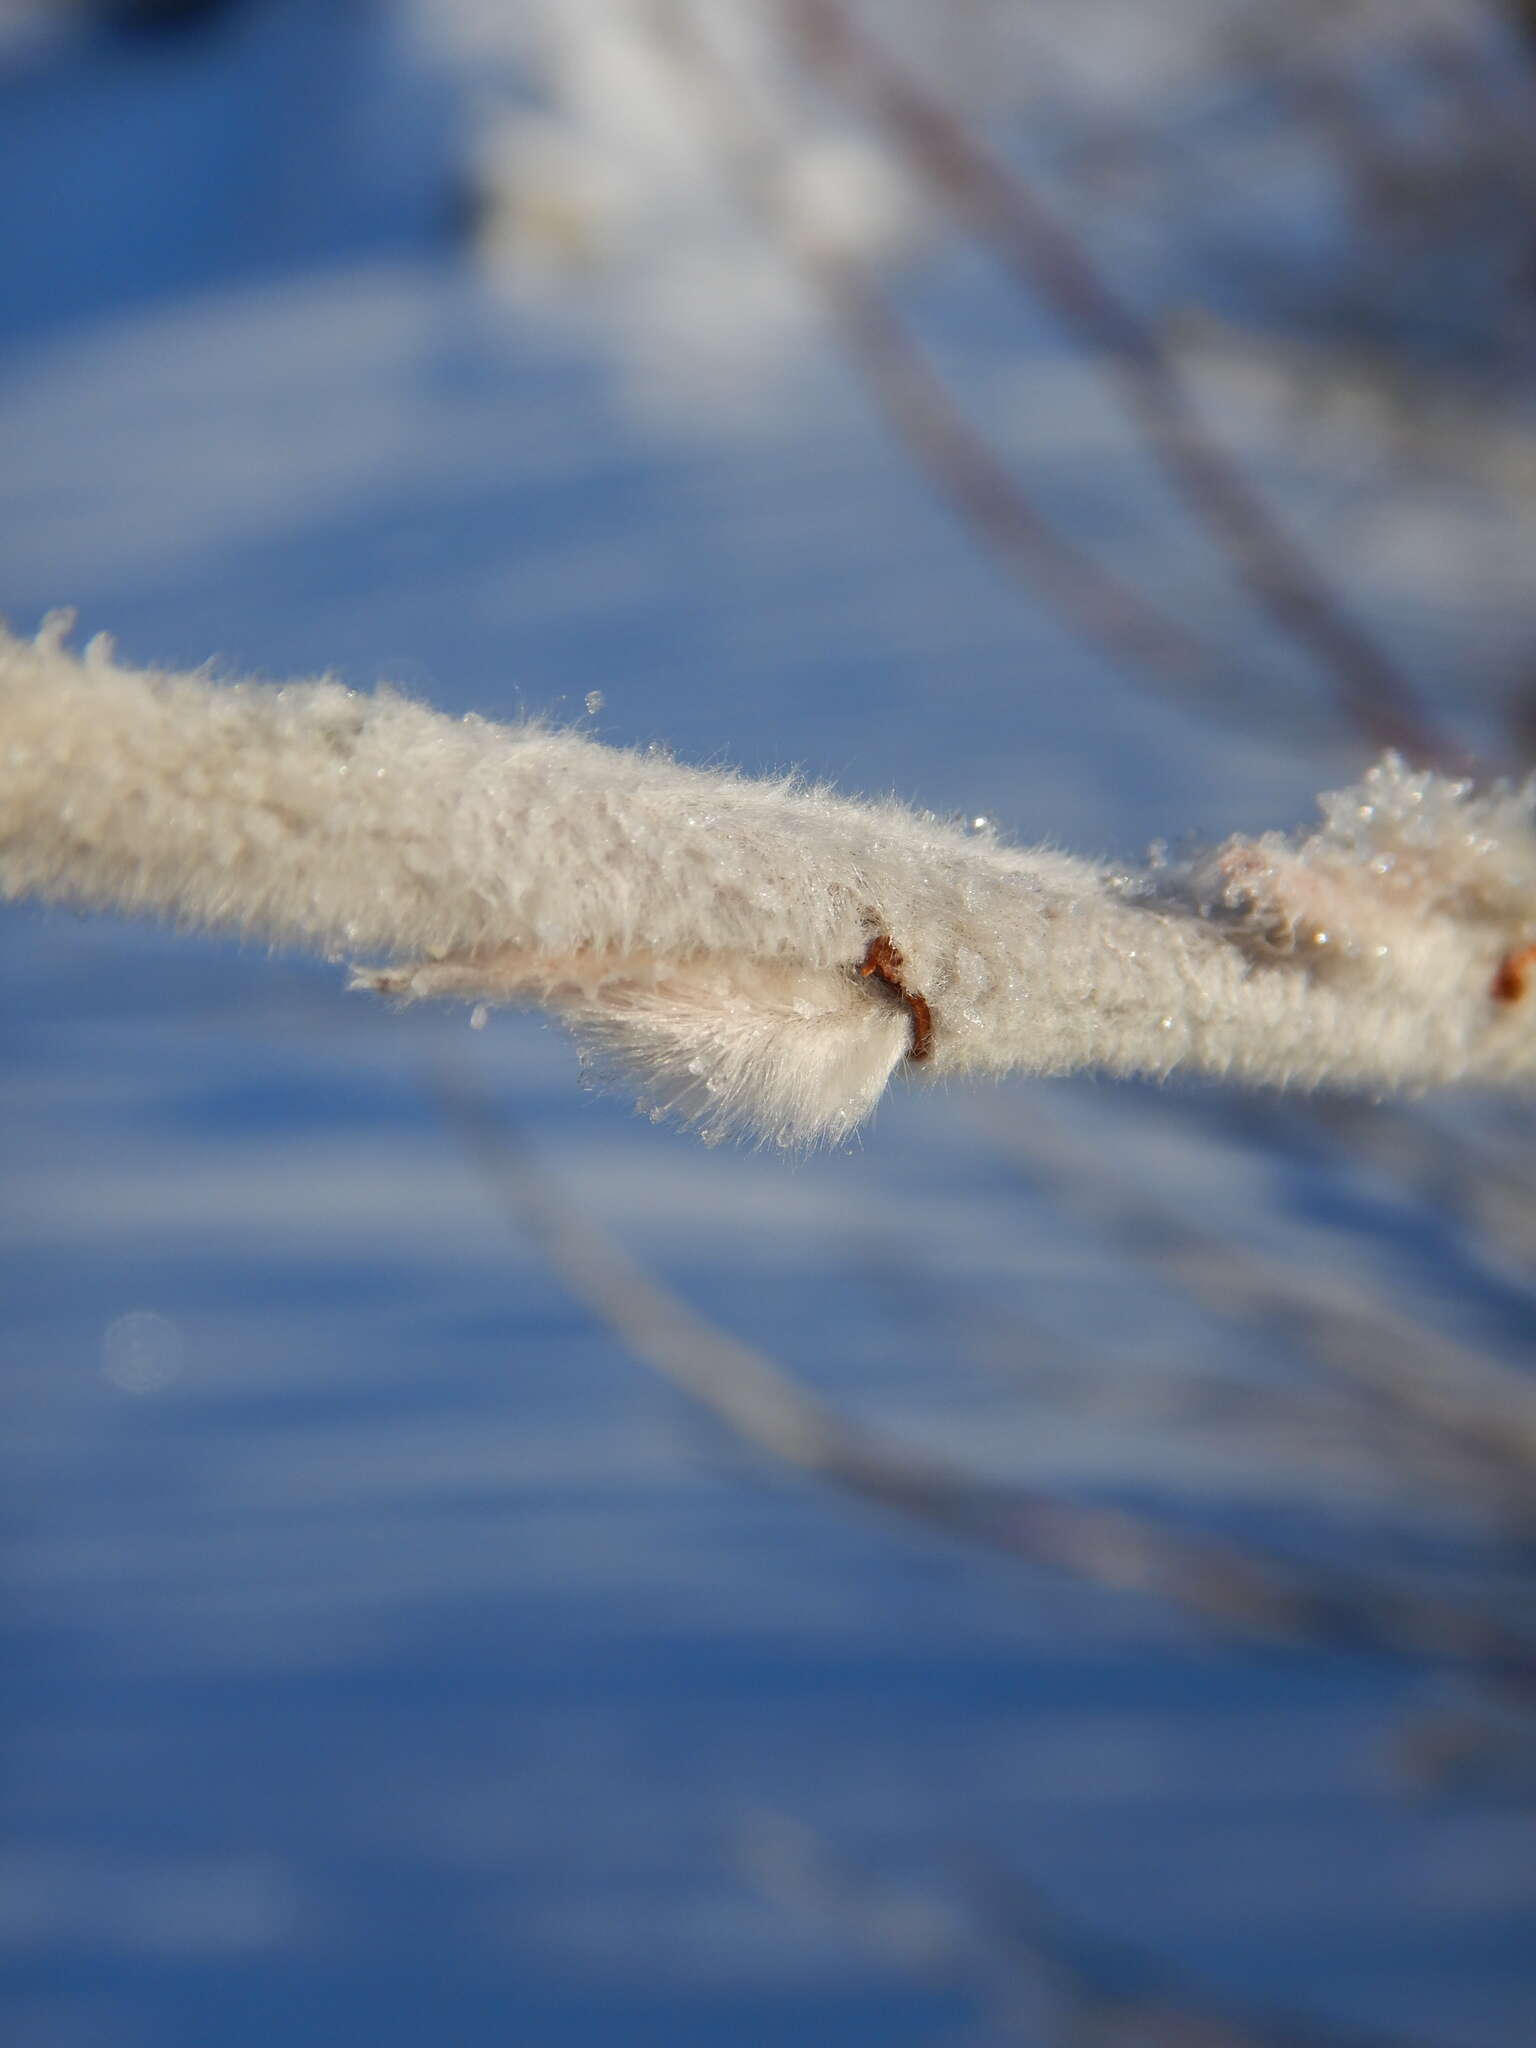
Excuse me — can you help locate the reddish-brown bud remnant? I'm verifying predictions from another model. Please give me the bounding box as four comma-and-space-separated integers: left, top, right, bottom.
859, 932, 933, 1062
1491, 942, 1536, 1004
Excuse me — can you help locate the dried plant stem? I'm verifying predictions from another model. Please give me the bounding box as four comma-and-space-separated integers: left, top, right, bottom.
788, 0, 1457, 766
748, 1818, 1396, 2048
644, 0, 1253, 731
439, 1066, 1536, 1681
996, 1102, 1536, 1520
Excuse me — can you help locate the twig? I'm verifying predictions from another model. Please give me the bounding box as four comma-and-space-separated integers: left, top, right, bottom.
787, 0, 1460, 767
1306, 1094, 1536, 1274
642, 0, 1262, 736
994, 1100, 1536, 1521
434, 1061, 1536, 1682
960, 1854, 1420, 2048
744, 1814, 1396, 2048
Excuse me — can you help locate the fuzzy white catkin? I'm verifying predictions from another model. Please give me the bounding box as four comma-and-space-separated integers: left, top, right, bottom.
3, 615, 1535, 1142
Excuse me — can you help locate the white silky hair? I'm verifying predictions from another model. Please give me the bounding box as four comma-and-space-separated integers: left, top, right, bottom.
3, 616, 1535, 1143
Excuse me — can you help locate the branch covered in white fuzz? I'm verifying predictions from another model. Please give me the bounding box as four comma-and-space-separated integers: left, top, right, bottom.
3, 616, 1534, 1142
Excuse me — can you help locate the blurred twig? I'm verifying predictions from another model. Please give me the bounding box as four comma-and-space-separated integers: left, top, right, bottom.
644, 0, 1277, 739
787, 0, 1460, 767
1412, 2, 1536, 194
744, 1813, 1398, 2048
992, 1098, 1536, 1525
1305, 1095, 1536, 1277
434, 1058, 1536, 1683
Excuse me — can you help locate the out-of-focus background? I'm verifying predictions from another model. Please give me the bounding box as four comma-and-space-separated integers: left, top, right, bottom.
3, 4, 1535, 2043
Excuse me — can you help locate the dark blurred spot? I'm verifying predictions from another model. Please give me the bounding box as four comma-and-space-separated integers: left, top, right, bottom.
1507, 661, 1536, 765
103, 0, 252, 40
442, 169, 489, 253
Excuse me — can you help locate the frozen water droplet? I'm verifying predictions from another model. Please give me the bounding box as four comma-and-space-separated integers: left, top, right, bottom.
584, 690, 605, 716
469, 1004, 488, 1031
964, 814, 994, 839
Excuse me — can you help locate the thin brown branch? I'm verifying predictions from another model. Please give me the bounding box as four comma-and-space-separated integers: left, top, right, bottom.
435, 1059, 1536, 1682
643, 0, 1280, 738
787, 0, 1461, 767
1306, 1094, 1536, 1275
959, 1857, 1415, 2048
993, 1100, 1536, 1525
745, 1815, 1392, 2048
1410, 3, 1536, 195
804, 257, 1261, 725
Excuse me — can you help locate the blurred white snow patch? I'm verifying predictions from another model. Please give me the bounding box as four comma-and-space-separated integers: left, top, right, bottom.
100, 1309, 183, 1395
419, 0, 932, 422
487, 1884, 875, 1991
0, 262, 675, 614
5, 1120, 1058, 1283
776, 134, 921, 264
0, 1847, 296, 1957
7, 1137, 515, 1262
0, 265, 428, 590
408, 0, 1280, 430
0, 0, 83, 60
